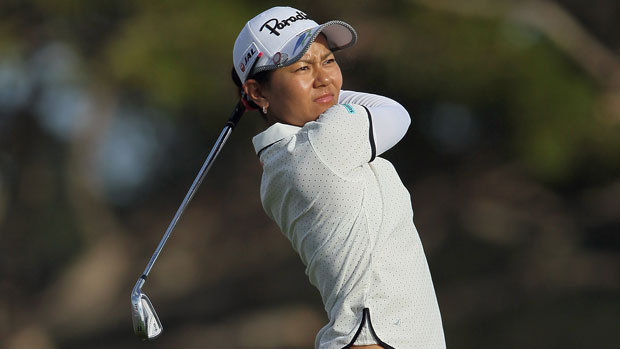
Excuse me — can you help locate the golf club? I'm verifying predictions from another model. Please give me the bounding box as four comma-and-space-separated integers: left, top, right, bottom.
131, 100, 246, 340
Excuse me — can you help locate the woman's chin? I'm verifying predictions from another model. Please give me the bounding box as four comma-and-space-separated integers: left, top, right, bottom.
317, 102, 337, 115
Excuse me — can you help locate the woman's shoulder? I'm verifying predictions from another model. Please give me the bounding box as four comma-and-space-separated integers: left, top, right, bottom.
312, 103, 369, 125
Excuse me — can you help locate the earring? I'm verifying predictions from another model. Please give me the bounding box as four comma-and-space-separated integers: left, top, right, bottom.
262, 105, 268, 114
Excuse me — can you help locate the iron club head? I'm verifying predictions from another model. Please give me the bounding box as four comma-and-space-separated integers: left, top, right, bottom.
131, 277, 163, 340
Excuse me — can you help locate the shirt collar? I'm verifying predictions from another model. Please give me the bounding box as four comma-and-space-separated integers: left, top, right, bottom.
252, 122, 302, 155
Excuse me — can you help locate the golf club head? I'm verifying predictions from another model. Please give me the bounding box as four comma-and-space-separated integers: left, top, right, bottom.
131, 279, 163, 340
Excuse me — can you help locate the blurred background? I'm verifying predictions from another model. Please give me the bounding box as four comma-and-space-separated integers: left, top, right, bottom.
1, 0, 619, 348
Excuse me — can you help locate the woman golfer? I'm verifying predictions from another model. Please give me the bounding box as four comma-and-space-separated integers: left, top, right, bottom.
232, 7, 445, 348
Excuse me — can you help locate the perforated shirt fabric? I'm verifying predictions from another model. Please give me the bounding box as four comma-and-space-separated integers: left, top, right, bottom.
252, 94, 445, 348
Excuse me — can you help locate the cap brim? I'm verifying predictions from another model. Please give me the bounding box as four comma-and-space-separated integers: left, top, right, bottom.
252, 20, 357, 76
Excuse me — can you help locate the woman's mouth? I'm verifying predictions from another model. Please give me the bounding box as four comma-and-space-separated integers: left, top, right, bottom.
314, 93, 334, 104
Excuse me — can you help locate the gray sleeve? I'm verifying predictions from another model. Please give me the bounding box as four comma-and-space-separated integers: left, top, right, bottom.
339, 90, 411, 156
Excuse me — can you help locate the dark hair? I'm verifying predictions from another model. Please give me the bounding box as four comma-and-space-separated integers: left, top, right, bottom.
231, 67, 273, 113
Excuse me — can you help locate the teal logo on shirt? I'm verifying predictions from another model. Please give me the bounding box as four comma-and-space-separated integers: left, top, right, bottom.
342, 104, 355, 114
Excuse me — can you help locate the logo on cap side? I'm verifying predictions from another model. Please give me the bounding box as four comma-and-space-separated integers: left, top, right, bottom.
260, 11, 311, 36
238, 43, 260, 75
293, 29, 313, 55
272, 52, 289, 65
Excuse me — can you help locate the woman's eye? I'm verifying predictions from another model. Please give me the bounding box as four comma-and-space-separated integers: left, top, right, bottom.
324, 58, 335, 65
296, 66, 309, 72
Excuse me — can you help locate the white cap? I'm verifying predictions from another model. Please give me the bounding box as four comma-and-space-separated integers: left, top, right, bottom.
233, 6, 357, 84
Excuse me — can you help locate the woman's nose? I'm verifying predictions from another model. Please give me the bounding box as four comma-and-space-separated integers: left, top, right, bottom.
314, 66, 332, 87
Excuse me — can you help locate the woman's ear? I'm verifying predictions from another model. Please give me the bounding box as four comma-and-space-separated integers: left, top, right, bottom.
243, 79, 268, 108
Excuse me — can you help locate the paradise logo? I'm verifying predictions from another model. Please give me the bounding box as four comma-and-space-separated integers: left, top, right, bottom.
260, 11, 311, 36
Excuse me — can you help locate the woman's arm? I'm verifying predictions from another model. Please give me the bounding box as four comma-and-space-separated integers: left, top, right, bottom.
338, 90, 411, 156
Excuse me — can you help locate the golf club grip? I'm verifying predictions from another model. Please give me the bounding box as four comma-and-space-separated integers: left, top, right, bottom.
227, 100, 245, 128
140, 101, 245, 278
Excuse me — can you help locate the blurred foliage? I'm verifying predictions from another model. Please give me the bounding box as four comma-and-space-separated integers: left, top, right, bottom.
1, 0, 619, 348
103, 1, 243, 114
355, 6, 618, 183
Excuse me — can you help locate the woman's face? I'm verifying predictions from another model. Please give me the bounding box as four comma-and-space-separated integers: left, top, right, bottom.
249, 35, 343, 126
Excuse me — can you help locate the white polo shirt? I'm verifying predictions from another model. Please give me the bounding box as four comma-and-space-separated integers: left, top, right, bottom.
253, 102, 445, 348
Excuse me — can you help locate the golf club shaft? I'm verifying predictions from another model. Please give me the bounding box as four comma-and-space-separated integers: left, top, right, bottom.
140, 101, 245, 280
